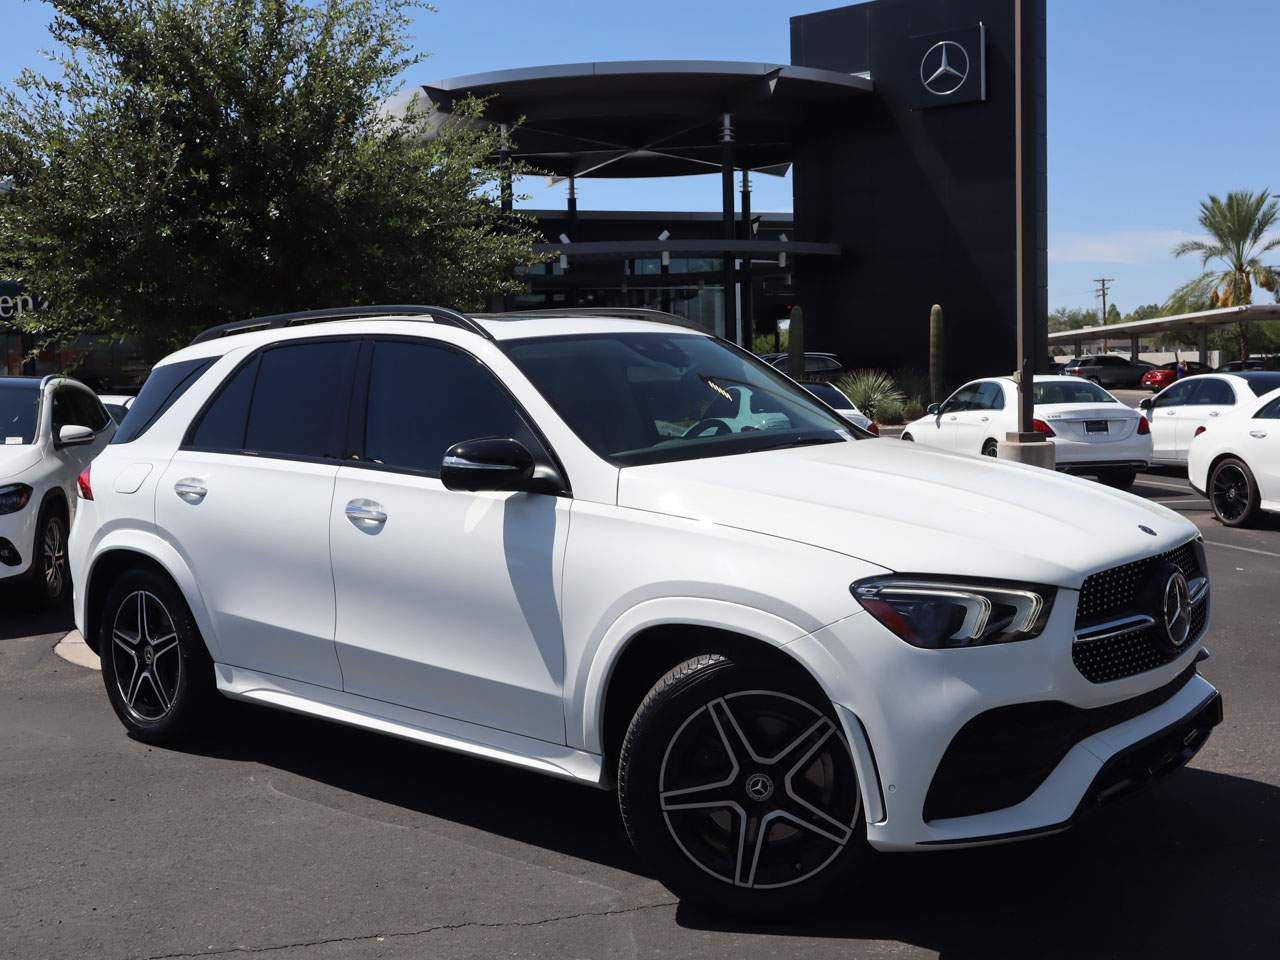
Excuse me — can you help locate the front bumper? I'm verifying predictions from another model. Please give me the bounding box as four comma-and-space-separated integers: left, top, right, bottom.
787, 580, 1216, 851
0, 505, 39, 579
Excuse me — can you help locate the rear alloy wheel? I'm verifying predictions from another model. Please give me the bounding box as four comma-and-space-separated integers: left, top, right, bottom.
1098, 467, 1137, 490
100, 568, 217, 744
618, 654, 865, 917
1088, 377, 1103, 386
1209, 457, 1260, 527
982, 439, 998, 457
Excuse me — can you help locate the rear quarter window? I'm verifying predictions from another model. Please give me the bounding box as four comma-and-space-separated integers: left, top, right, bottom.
112, 357, 216, 444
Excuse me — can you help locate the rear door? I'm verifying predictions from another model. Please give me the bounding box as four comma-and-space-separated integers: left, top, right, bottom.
155, 337, 358, 688
1175, 377, 1236, 459
949, 381, 1004, 454
1149, 379, 1197, 461
329, 337, 571, 744
1251, 395, 1280, 504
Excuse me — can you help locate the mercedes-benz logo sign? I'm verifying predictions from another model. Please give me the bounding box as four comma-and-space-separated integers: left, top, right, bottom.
1162, 570, 1192, 648
920, 40, 970, 96
744, 772, 774, 802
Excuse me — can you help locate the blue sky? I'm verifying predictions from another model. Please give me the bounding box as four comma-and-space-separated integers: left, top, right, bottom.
5, 0, 1279, 314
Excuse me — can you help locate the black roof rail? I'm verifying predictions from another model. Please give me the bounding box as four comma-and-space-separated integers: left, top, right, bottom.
189, 305, 491, 345
474, 306, 708, 333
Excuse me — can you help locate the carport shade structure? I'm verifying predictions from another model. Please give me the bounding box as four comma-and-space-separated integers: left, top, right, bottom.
386, 61, 872, 342
1048, 305, 1280, 366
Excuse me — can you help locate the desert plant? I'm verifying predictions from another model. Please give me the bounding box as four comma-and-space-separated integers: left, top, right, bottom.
835, 369, 906, 422
903, 397, 925, 421
875, 398, 907, 425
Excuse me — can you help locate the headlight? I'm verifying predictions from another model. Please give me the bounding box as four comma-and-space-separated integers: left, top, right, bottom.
0, 483, 33, 516
851, 576, 1055, 649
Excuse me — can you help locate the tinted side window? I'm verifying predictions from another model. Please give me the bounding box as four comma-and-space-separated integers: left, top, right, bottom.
974, 382, 1004, 411
1193, 379, 1234, 405
188, 355, 260, 451
363, 340, 534, 476
1256, 396, 1280, 420
243, 341, 354, 459
1157, 381, 1196, 407
113, 357, 215, 444
945, 384, 981, 412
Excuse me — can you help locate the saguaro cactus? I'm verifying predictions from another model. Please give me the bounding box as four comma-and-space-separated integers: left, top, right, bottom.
787, 305, 805, 380
929, 303, 945, 403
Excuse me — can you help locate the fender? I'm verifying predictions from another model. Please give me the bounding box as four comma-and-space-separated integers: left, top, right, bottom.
572, 595, 811, 755
83, 527, 224, 661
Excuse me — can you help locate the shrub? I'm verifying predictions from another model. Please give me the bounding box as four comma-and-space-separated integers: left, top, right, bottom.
876, 399, 907, 425
903, 397, 925, 421
835, 369, 906, 422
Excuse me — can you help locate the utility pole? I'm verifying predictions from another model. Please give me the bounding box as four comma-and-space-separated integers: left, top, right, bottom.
1094, 278, 1115, 325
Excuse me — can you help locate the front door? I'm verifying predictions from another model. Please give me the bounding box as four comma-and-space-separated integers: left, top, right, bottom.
329, 338, 570, 745
155, 338, 358, 688
1175, 377, 1237, 459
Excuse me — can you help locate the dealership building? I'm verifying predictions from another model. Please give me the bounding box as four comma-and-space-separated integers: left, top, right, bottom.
4, 0, 1047, 387
402, 0, 1048, 384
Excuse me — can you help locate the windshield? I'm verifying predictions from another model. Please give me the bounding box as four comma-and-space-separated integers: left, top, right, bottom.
503, 332, 855, 466
0, 382, 41, 445
804, 382, 853, 409
1033, 381, 1117, 405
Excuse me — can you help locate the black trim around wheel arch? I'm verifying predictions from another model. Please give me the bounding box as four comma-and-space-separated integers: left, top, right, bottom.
918, 691, 1222, 847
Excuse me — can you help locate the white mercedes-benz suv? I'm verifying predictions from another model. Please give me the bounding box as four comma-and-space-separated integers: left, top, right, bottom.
1, 375, 115, 603
69, 307, 1221, 916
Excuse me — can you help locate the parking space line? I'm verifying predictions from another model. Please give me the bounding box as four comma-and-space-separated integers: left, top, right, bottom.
1203, 540, 1280, 559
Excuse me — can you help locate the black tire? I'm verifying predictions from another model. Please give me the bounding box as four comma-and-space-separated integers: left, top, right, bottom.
1088, 376, 1103, 386
99, 567, 218, 745
901, 432, 914, 442
1209, 457, 1261, 527
982, 439, 998, 457
27, 499, 70, 606
617, 653, 867, 918
1098, 467, 1137, 490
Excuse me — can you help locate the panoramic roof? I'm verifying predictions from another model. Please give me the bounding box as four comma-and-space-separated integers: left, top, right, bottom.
390, 60, 873, 179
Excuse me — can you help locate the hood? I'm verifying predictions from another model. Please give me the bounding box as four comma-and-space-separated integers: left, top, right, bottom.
617, 439, 1195, 589
0, 444, 43, 481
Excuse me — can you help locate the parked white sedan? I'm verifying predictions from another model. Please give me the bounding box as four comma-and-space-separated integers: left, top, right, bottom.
902, 376, 1151, 487
1138, 371, 1280, 466
1188, 385, 1280, 526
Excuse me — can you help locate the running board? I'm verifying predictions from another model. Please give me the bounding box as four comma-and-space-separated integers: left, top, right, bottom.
214, 664, 605, 787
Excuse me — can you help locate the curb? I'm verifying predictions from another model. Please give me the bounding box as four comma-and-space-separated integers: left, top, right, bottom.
54, 630, 101, 671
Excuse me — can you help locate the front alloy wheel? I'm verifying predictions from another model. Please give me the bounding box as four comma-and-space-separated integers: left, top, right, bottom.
618, 654, 865, 916
40, 513, 68, 602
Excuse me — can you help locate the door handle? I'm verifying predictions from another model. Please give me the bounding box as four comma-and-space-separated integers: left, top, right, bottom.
345, 498, 387, 532
979, 416, 990, 422
1250, 430, 1268, 439
174, 479, 207, 504
1209, 411, 1220, 417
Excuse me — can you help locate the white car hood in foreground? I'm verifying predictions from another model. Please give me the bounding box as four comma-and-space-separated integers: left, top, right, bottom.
618, 439, 1195, 588
0, 445, 43, 481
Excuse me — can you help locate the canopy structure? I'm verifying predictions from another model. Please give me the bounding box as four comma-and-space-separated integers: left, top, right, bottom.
395, 60, 873, 180
1048, 304, 1280, 365
385, 60, 872, 341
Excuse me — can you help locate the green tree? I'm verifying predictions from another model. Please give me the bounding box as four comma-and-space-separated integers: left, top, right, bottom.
0, 0, 544, 354
1048, 306, 1097, 333
1104, 303, 1122, 325
1168, 190, 1280, 362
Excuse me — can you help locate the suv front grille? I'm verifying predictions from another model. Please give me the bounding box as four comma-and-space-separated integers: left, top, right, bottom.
1073, 539, 1207, 684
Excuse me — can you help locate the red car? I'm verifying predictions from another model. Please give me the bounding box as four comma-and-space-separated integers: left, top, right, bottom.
1141, 361, 1210, 391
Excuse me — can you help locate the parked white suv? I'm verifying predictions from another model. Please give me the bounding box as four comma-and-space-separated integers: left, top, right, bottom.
0, 375, 114, 603
69, 307, 1221, 916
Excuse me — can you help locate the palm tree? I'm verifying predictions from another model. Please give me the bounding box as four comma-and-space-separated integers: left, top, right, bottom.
1169, 190, 1280, 362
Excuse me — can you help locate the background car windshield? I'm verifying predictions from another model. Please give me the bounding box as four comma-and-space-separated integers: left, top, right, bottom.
504, 332, 852, 465
1032, 381, 1116, 404
0, 382, 41, 444
804, 382, 852, 408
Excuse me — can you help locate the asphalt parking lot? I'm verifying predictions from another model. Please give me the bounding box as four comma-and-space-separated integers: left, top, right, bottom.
2, 458, 1277, 958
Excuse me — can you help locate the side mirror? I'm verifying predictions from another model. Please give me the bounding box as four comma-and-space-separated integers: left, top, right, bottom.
927, 403, 941, 416
57, 424, 95, 447
1138, 398, 1153, 412
441, 437, 564, 494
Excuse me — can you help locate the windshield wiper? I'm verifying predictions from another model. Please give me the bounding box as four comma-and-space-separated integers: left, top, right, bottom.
748, 433, 846, 453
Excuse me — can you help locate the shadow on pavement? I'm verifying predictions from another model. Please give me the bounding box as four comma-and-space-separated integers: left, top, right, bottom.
0, 582, 74, 641
169, 701, 1278, 957
678, 767, 1280, 957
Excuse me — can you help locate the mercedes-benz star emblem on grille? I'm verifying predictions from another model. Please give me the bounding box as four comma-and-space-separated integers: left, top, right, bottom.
920, 41, 970, 96
1163, 570, 1192, 648
1139, 525, 1157, 536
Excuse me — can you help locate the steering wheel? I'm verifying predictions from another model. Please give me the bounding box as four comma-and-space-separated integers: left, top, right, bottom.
683, 418, 734, 438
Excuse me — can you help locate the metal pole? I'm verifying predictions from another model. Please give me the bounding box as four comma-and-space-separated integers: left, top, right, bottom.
740, 169, 754, 349
721, 113, 739, 344
1199, 324, 1209, 367
1013, 0, 1037, 438
567, 176, 578, 308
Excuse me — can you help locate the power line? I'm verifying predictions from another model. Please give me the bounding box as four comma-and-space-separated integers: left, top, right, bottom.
1094, 278, 1115, 323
